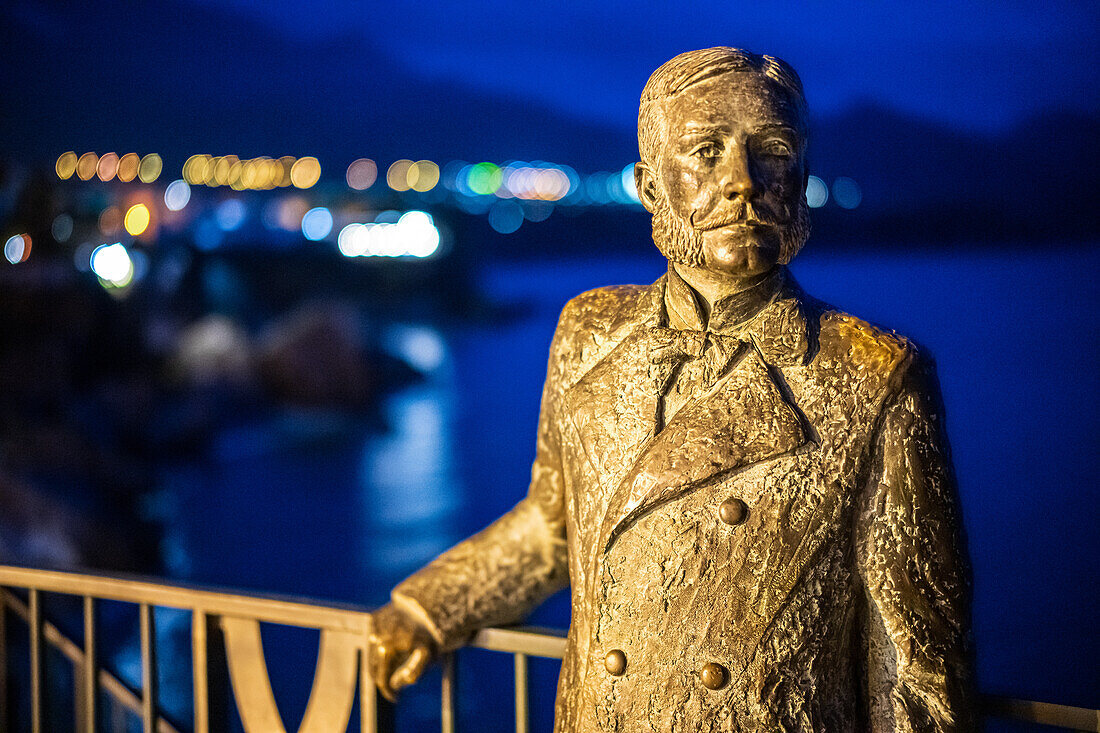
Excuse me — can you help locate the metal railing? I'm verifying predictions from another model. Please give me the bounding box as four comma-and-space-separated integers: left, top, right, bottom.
0, 563, 1096, 732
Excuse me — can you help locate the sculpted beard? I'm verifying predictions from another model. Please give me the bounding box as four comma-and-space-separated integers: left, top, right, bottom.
650, 189, 811, 267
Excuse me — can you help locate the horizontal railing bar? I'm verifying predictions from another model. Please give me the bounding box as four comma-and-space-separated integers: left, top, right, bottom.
2, 590, 181, 733
471, 626, 567, 659
983, 695, 1100, 732
4, 565, 1097, 731
0, 565, 371, 632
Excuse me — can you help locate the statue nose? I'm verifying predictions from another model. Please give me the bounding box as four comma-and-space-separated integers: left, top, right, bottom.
722, 149, 754, 200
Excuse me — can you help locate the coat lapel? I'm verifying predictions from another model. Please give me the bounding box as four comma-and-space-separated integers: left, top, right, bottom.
599, 343, 809, 553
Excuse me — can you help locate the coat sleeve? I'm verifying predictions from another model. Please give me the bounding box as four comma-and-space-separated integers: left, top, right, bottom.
389, 306, 573, 652
856, 351, 975, 732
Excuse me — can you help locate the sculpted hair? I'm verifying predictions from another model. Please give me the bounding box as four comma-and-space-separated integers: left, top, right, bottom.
638, 47, 807, 167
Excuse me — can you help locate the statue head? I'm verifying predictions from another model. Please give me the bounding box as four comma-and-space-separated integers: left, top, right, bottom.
635, 48, 811, 278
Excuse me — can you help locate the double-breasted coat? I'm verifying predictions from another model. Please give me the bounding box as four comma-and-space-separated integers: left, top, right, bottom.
393, 267, 972, 732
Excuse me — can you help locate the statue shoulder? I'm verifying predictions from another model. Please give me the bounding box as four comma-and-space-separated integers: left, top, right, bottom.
816, 309, 917, 378
549, 282, 655, 380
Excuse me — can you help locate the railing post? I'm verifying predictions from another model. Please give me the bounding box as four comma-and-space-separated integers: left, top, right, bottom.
514, 653, 529, 733
441, 652, 456, 733
78, 596, 98, 733
192, 610, 228, 733
28, 589, 45, 733
139, 603, 158, 733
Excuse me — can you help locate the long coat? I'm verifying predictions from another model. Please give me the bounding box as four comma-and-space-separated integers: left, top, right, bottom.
393, 269, 972, 732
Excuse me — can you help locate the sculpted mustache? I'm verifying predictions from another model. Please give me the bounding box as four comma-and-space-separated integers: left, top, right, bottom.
691, 201, 788, 231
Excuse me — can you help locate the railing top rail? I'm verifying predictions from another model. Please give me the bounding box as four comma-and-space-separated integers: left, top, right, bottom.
0, 563, 372, 632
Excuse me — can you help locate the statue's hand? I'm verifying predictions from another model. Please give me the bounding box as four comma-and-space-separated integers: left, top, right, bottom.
368, 603, 437, 702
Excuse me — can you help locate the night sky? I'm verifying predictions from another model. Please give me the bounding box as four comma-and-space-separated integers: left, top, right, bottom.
186, 0, 1100, 131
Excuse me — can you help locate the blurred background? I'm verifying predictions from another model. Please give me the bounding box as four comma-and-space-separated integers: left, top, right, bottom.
1, 0, 1097, 730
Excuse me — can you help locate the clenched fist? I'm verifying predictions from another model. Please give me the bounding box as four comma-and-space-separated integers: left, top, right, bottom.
368, 603, 438, 701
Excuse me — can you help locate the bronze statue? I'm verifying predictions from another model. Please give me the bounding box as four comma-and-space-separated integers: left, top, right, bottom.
369, 47, 973, 732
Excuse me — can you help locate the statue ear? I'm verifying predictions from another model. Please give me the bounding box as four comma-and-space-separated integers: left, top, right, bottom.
634, 163, 659, 214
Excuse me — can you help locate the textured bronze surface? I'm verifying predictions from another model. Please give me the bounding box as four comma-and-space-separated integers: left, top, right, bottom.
369, 47, 974, 731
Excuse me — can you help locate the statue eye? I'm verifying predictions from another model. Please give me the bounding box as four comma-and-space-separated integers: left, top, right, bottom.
691, 143, 722, 159
762, 141, 792, 158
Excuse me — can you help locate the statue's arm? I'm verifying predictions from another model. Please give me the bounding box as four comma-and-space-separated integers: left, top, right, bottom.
387, 309, 574, 653
856, 352, 975, 732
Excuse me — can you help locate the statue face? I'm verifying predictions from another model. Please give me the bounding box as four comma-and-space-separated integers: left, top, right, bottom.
639, 72, 808, 278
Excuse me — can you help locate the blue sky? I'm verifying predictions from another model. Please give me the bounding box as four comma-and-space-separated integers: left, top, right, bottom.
190, 0, 1099, 131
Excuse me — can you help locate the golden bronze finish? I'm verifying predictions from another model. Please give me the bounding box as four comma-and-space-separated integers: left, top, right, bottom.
603, 649, 627, 676
699, 662, 728, 691
717, 497, 748, 525
369, 47, 975, 731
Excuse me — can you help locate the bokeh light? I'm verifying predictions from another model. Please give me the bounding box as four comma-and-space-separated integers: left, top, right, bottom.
51, 214, 73, 242
124, 203, 151, 236
468, 162, 503, 196
215, 199, 247, 231
346, 158, 378, 190
76, 152, 99, 181
4, 234, 31, 264
117, 153, 140, 182
290, 156, 321, 189
409, 160, 440, 192
387, 160, 414, 192
336, 211, 440, 258
138, 153, 163, 183
832, 177, 862, 209
164, 179, 192, 211
488, 200, 523, 233
620, 163, 640, 203
806, 175, 829, 208
301, 207, 333, 241
90, 242, 134, 287
55, 152, 78, 180
97, 152, 119, 182
98, 206, 122, 235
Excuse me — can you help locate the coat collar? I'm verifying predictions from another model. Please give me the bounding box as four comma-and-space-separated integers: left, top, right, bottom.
563, 265, 816, 559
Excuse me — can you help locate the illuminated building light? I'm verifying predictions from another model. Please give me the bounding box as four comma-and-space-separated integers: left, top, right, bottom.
76, 152, 99, 181
410, 160, 440, 192
97, 152, 119, 182
215, 199, 247, 231
117, 153, 140, 182
164, 179, 191, 211
805, 175, 828, 208
98, 206, 122, 235
90, 242, 134, 287
832, 177, 861, 209
621, 163, 640, 203
52, 214, 74, 243
387, 160, 414, 191
56, 152, 78, 180
301, 207, 333, 241
488, 200, 523, 234
4, 234, 31, 264
290, 156, 321, 189
347, 158, 378, 190
124, 203, 151, 236
138, 153, 163, 183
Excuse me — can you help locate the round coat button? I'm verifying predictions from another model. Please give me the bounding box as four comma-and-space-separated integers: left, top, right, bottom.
700, 662, 728, 690
604, 649, 627, 676
718, 498, 748, 526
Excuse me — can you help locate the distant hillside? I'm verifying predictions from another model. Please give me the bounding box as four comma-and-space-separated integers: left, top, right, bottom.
2, 1, 1097, 242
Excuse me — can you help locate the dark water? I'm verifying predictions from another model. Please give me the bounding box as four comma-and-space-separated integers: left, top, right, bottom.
144, 245, 1097, 730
